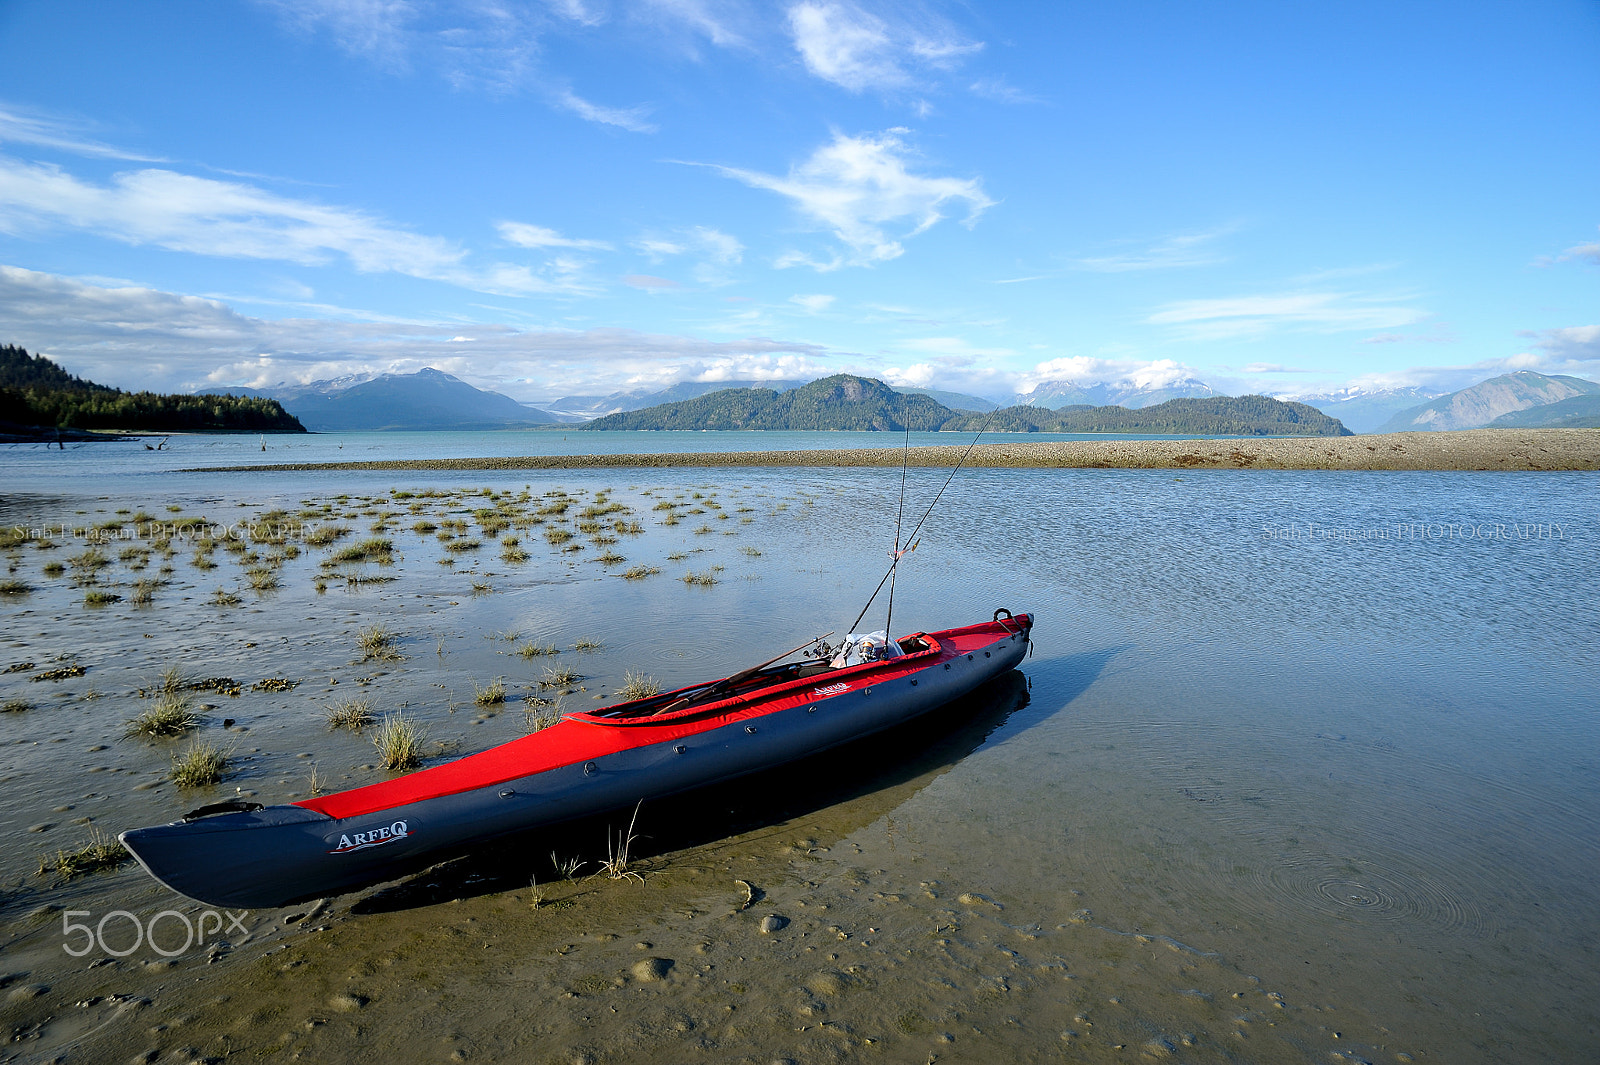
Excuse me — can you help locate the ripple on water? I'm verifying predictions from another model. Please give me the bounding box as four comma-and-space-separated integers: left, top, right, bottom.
1251, 851, 1495, 937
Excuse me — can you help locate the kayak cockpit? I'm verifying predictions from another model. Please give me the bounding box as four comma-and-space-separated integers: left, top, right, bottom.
573, 633, 941, 726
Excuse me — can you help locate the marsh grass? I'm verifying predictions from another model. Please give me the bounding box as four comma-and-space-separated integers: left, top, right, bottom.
358, 623, 403, 661
543, 528, 574, 546
617, 672, 661, 700
2, 698, 33, 713
681, 570, 718, 586
693, 524, 714, 535
326, 696, 375, 730
171, 741, 230, 788
473, 677, 507, 706
540, 664, 582, 689
573, 637, 603, 652
594, 550, 626, 566
83, 589, 122, 606
246, 567, 280, 591
523, 694, 564, 732
621, 565, 660, 580
0, 578, 32, 595
126, 693, 200, 737
304, 524, 352, 546
42, 561, 65, 577
373, 714, 426, 771
211, 588, 243, 607
740, 546, 762, 557
40, 830, 129, 879
596, 802, 645, 883
332, 537, 395, 564
517, 640, 558, 659
130, 578, 161, 604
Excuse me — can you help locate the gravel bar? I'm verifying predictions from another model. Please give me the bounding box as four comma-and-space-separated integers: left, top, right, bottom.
190, 428, 1600, 473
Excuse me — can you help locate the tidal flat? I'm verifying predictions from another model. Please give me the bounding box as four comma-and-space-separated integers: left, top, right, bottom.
2, 460, 1597, 1064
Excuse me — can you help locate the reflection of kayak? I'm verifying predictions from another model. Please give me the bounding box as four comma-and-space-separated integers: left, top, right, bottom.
121, 611, 1034, 909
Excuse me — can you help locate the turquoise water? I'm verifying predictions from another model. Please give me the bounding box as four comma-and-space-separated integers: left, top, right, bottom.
0, 445, 1595, 1062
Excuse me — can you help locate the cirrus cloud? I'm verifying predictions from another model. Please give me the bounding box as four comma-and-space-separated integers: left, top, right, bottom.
701, 128, 993, 269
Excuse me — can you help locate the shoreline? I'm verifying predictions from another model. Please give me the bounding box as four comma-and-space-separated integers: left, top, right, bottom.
188, 427, 1600, 473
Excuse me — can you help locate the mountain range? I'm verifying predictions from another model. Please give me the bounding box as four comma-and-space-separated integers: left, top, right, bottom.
216, 369, 569, 432
1374, 371, 1600, 432
584, 374, 1352, 436
200, 364, 1599, 435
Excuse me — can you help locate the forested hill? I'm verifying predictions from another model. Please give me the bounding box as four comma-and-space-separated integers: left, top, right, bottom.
584, 374, 1352, 436
0, 345, 305, 434
939, 395, 1354, 436
583, 375, 954, 431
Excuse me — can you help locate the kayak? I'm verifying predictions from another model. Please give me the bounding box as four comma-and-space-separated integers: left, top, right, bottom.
121, 610, 1033, 908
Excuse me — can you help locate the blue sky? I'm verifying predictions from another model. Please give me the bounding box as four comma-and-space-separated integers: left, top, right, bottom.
0, 0, 1596, 403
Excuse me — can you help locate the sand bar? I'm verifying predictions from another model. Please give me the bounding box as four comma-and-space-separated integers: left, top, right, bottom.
191, 427, 1600, 473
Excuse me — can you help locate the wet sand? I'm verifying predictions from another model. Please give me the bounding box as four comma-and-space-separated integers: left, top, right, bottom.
189, 428, 1600, 473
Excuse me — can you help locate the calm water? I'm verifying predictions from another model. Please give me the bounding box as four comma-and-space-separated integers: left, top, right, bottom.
3, 427, 1281, 492
1, 436, 1596, 1063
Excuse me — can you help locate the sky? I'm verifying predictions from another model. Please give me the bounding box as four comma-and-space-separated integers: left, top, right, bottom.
0, 0, 1596, 405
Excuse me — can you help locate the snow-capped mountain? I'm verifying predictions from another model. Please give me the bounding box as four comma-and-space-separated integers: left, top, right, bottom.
1282, 385, 1448, 435
1013, 375, 1220, 410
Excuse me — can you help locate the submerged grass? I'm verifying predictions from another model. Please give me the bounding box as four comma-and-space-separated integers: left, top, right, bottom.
540, 664, 583, 689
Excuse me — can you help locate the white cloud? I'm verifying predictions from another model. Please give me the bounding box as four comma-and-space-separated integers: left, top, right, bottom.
1148, 291, 1427, 340
634, 226, 742, 264
498, 221, 611, 250
553, 89, 657, 132
0, 156, 595, 297
786, 2, 980, 93
705, 129, 992, 268
1075, 226, 1235, 272
967, 77, 1039, 105
641, 0, 748, 48
1554, 229, 1600, 266
789, 293, 835, 312
261, 0, 542, 90
1241, 362, 1314, 374
0, 102, 165, 162
1024, 355, 1204, 393
0, 263, 828, 399
623, 273, 680, 289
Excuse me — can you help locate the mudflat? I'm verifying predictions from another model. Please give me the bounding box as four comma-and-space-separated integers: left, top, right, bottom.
194, 428, 1600, 473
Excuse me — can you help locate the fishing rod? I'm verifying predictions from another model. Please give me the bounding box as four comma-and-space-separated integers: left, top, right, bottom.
651, 631, 836, 715
884, 424, 911, 640
847, 408, 1001, 637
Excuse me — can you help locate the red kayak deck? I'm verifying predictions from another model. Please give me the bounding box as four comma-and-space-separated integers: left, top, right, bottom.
296, 618, 1021, 822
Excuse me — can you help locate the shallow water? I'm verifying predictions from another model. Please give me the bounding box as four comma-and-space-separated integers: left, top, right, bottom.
3, 427, 1292, 494
1, 450, 1596, 1063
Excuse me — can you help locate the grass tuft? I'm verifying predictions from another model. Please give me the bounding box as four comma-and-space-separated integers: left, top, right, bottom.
171, 741, 230, 788
373, 714, 426, 772
3, 698, 33, 714
621, 565, 660, 580
41, 830, 130, 879
473, 678, 507, 706
326, 696, 375, 730
357, 623, 403, 661
83, 589, 122, 606
617, 672, 661, 701
540, 664, 582, 689
516, 640, 558, 659
126, 693, 200, 737
681, 569, 718, 586
0, 578, 32, 595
